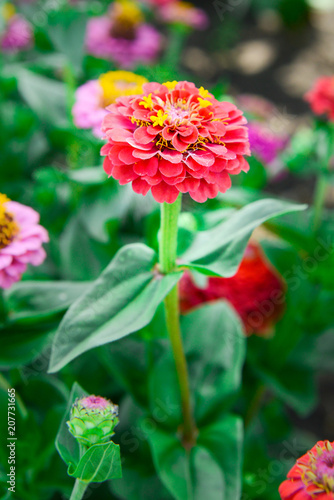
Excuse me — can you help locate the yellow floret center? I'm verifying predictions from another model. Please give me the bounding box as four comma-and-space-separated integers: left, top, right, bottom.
0, 194, 18, 250
112, 0, 143, 28
2, 2, 16, 21
99, 71, 148, 107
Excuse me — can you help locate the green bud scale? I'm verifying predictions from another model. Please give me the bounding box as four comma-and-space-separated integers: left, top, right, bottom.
67, 395, 119, 447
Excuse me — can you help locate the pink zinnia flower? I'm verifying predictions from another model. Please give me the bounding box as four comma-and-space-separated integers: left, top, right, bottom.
305, 76, 334, 122
1, 5, 33, 53
80, 395, 114, 410
179, 242, 285, 336
279, 441, 334, 499
0, 194, 49, 289
160, 1, 209, 30
72, 71, 148, 138
85, 0, 162, 69
101, 81, 250, 203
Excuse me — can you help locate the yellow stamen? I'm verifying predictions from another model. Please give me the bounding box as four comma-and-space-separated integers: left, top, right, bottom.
0, 194, 18, 250
151, 109, 168, 127
198, 86, 210, 98
99, 71, 147, 107
163, 81, 178, 91
140, 93, 154, 109
198, 97, 212, 108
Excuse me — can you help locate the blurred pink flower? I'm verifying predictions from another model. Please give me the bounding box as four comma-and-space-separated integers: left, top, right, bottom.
180, 242, 286, 337
1, 14, 33, 52
72, 80, 107, 138
237, 94, 276, 121
72, 71, 148, 137
0, 195, 49, 289
160, 1, 209, 30
86, 1, 162, 68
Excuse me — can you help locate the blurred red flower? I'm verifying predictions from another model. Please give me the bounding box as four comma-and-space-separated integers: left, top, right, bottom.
279, 440, 334, 499
101, 81, 250, 204
179, 242, 285, 336
305, 76, 334, 122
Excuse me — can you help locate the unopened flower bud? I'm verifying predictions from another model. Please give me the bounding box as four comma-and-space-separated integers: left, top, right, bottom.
67, 395, 119, 447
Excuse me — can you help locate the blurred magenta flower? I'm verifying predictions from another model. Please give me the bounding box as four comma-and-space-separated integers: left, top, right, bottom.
85, 0, 162, 68
67, 395, 119, 447
0, 194, 49, 289
179, 242, 286, 337
305, 76, 334, 122
101, 80, 250, 203
160, 1, 209, 30
72, 71, 148, 137
248, 122, 289, 165
1, 4, 33, 52
279, 440, 334, 499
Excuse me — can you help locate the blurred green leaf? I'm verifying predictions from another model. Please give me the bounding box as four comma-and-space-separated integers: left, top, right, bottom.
0, 325, 53, 369
147, 428, 225, 500
16, 69, 68, 127
183, 302, 246, 424
198, 415, 243, 500
48, 11, 88, 74
5, 281, 90, 323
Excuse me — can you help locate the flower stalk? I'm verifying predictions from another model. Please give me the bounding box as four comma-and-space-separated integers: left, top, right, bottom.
313, 172, 328, 231
69, 479, 88, 500
159, 196, 196, 447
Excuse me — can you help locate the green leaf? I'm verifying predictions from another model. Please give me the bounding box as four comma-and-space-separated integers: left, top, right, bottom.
48, 11, 88, 74
0, 325, 53, 369
68, 441, 122, 482
147, 428, 225, 500
16, 69, 68, 127
5, 281, 90, 323
49, 244, 183, 372
111, 461, 173, 500
56, 382, 87, 468
198, 415, 243, 500
181, 199, 307, 277
252, 364, 316, 416
59, 214, 112, 280
183, 302, 246, 424
65, 167, 107, 186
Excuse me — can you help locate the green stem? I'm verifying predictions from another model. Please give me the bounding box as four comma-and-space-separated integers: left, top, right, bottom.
0, 290, 7, 324
69, 479, 88, 500
163, 24, 189, 70
313, 173, 328, 231
159, 196, 196, 447
244, 384, 266, 430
